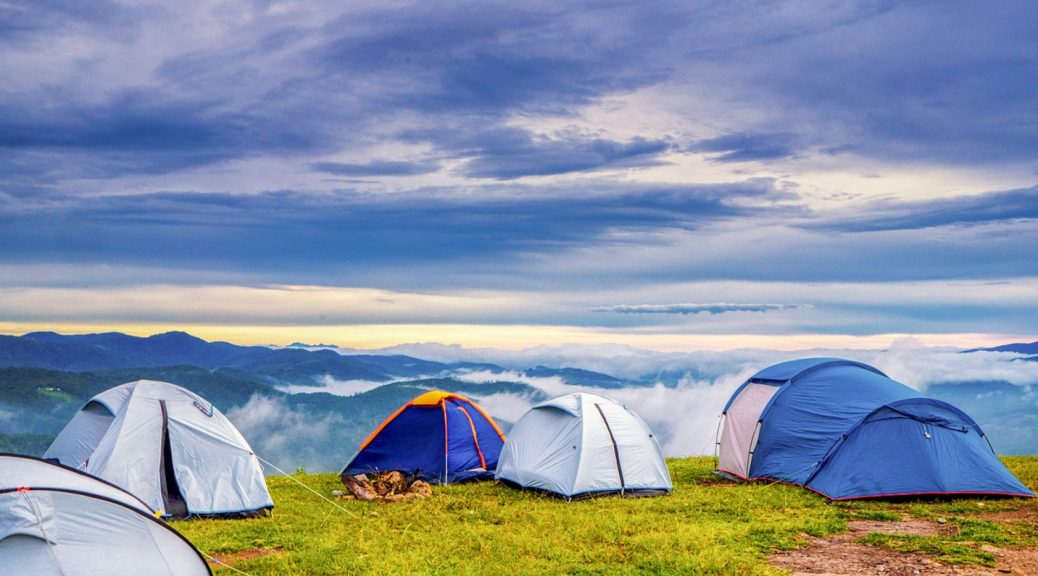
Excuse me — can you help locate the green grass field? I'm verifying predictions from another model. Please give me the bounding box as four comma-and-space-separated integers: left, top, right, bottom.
175, 457, 1038, 576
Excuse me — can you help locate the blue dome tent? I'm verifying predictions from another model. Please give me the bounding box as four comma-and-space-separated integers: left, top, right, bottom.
717, 358, 1034, 500
341, 391, 505, 484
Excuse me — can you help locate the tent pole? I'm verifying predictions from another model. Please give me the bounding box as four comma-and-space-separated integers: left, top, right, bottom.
713, 413, 725, 469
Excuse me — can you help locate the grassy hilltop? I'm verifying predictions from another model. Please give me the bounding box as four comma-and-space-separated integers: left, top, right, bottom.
176, 456, 1038, 576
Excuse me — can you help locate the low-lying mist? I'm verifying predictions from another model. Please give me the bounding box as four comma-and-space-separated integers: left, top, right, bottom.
223, 339, 1038, 473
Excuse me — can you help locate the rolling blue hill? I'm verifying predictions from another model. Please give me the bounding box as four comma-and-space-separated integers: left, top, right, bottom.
0, 331, 628, 386
963, 340, 1038, 355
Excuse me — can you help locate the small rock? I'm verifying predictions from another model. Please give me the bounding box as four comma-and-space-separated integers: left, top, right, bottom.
936, 517, 947, 524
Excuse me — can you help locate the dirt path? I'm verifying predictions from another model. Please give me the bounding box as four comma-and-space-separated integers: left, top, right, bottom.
770, 516, 1038, 576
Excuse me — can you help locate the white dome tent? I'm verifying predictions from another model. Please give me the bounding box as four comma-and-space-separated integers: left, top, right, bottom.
495, 392, 672, 499
44, 380, 273, 518
0, 453, 212, 576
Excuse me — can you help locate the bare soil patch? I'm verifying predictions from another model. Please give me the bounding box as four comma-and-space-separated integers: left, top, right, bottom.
770, 518, 1037, 576
975, 508, 1037, 524
209, 547, 280, 568
849, 518, 954, 537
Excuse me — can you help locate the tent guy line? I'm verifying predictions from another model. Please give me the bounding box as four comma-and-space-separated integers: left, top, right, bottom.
254, 454, 357, 519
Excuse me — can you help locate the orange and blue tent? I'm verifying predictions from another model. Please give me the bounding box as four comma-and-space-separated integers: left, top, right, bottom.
341, 391, 506, 484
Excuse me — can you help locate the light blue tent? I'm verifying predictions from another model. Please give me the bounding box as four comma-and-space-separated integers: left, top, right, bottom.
496, 392, 671, 499
44, 380, 273, 518
0, 454, 212, 575
717, 358, 1034, 499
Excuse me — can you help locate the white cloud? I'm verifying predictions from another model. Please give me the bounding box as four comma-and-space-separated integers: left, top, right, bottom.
224, 394, 346, 473
277, 375, 387, 397
223, 339, 1038, 466
591, 303, 809, 315
857, 339, 1038, 390
452, 364, 758, 455
339, 338, 1038, 457
469, 392, 536, 424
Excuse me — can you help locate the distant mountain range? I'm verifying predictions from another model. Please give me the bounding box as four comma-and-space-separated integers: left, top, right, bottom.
0, 331, 622, 469
0, 331, 626, 386
963, 340, 1038, 356
1, 331, 1035, 470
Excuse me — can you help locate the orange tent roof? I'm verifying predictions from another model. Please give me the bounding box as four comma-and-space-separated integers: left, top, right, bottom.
409, 390, 462, 406
357, 390, 506, 451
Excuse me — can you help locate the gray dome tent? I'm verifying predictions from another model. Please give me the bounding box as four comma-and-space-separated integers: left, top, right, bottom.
44, 380, 273, 518
0, 453, 212, 575
496, 392, 672, 499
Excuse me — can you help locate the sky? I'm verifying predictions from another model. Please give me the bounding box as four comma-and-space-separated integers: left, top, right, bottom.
1, 0, 1037, 350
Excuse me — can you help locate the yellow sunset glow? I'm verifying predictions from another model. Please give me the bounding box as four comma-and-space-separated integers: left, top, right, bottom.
0, 321, 1020, 352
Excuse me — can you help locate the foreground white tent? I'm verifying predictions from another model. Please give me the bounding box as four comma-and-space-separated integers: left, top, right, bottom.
495, 392, 671, 499
0, 454, 211, 575
44, 380, 273, 517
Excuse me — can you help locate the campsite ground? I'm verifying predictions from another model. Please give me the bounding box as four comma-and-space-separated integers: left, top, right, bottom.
175, 457, 1038, 576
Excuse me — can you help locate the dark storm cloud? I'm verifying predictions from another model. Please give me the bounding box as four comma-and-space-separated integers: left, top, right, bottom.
314, 3, 676, 115
4, 1, 1037, 187
0, 0, 133, 40
0, 180, 788, 279
310, 160, 441, 177
0, 88, 330, 189
2, 0, 1038, 307
690, 132, 800, 163
807, 186, 1038, 232
400, 127, 673, 179
727, 0, 1038, 164
0, 1, 689, 191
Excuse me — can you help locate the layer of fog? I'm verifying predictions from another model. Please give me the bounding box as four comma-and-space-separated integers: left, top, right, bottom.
239, 339, 1037, 470
225, 395, 351, 473
276, 375, 387, 396
346, 338, 1038, 389
453, 369, 753, 456
310, 339, 1037, 456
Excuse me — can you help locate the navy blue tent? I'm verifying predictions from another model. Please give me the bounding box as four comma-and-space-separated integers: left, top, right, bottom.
341, 391, 505, 484
717, 358, 1034, 500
